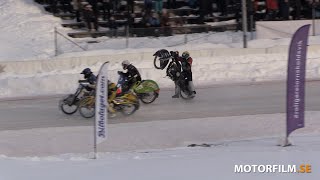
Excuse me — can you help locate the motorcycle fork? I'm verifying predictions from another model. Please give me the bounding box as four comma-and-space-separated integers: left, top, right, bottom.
80, 96, 95, 107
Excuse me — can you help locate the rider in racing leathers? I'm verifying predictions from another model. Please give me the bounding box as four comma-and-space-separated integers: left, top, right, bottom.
81, 68, 117, 116
117, 60, 142, 93
170, 51, 196, 98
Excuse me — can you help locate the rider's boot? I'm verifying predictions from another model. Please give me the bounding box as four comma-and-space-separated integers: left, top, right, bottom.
188, 81, 196, 96
172, 94, 179, 98
108, 103, 116, 117
172, 81, 180, 98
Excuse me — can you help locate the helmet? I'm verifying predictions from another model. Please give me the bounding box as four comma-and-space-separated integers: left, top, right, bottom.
182, 51, 190, 59
121, 60, 130, 70
80, 68, 92, 76
171, 51, 179, 59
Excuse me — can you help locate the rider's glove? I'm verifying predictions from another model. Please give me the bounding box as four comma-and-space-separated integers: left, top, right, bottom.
84, 85, 92, 91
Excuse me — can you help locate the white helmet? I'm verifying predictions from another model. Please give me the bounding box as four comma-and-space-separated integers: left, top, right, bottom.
182, 51, 190, 59
121, 60, 130, 70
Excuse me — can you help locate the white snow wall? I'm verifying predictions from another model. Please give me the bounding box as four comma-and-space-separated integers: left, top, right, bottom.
1, 45, 320, 98
256, 20, 320, 39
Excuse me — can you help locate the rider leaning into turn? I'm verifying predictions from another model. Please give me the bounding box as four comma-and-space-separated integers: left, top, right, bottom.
107, 80, 117, 117
118, 60, 142, 93
171, 51, 196, 98
80, 68, 97, 92
80, 68, 117, 116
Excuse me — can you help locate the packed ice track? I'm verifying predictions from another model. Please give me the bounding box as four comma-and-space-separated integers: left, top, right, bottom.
1, 81, 320, 131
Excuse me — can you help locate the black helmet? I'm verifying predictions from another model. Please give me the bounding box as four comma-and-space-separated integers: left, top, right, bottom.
80, 68, 92, 76
170, 51, 179, 59
173, 51, 179, 58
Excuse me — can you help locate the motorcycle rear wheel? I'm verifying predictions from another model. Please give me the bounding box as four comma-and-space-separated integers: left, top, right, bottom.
120, 103, 139, 116
180, 90, 195, 100
79, 106, 95, 118
139, 92, 158, 104
78, 96, 95, 118
153, 56, 162, 69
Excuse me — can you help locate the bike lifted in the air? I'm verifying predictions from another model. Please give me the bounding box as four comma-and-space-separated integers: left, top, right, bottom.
153, 49, 195, 99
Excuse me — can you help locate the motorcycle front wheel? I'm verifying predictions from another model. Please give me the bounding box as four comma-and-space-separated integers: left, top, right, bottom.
59, 95, 79, 115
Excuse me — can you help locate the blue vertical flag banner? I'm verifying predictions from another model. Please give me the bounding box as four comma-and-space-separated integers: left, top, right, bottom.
286, 25, 310, 137
95, 62, 108, 145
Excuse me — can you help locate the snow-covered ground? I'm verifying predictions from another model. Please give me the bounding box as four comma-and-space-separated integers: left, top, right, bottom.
0, 112, 319, 179
1, 1, 320, 180
1, 135, 319, 180
2, 110, 320, 156
0, 0, 63, 61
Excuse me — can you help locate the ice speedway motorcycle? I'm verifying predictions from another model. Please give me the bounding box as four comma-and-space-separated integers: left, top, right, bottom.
116, 72, 160, 104
58, 79, 139, 117
77, 75, 142, 118
153, 49, 195, 99
78, 90, 140, 118
77, 72, 160, 118
59, 80, 91, 115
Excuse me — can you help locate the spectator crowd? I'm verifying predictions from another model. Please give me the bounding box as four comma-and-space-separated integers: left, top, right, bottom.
36, 0, 320, 33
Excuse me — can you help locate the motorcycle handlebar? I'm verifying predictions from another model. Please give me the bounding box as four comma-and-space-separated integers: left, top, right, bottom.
78, 80, 88, 83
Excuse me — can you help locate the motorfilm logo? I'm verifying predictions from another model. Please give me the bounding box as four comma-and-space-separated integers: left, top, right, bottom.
234, 164, 312, 173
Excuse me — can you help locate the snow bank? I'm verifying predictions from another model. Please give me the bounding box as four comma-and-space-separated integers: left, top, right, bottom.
1, 46, 320, 97
256, 20, 320, 39
2, 45, 320, 76
0, 0, 62, 61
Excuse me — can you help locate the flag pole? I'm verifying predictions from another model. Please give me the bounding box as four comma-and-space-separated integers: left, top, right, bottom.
54, 27, 58, 56
312, 0, 316, 36
94, 114, 97, 159
284, 41, 292, 147
282, 117, 291, 147
241, 0, 248, 48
